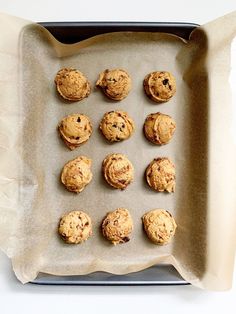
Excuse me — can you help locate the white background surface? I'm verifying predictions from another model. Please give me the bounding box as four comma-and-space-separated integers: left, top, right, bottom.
0, 0, 236, 313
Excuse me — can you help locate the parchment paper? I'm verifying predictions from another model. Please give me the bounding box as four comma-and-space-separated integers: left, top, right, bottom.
0, 12, 236, 290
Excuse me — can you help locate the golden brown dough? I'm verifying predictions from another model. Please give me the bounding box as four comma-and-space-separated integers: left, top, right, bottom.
58, 210, 92, 244
145, 157, 175, 193
101, 208, 133, 244
96, 69, 131, 100
99, 110, 135, 142
102, 153, 134, 190
58, 113, 92, 150
61, 156, 92, 193
143, 71, 176, 102
142, 209, 177, 245
55, 68, 91, 101
143, 112, 176, 145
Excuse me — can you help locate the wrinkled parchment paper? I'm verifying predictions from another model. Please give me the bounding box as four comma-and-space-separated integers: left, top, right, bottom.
0, 12, 236, 290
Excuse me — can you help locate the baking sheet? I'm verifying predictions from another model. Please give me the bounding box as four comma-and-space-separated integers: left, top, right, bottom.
0, 12, 236, 290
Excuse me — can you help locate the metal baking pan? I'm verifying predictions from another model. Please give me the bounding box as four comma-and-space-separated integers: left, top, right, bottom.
39, 21, 197, 43
32, 265, 187, 285
31, 21, 198, 286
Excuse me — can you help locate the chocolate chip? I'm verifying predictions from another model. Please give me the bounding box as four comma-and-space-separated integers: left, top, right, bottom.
77, 117, 81, 122
76, 137, 80, 140
163, 79, 169, 85
118, 179, 126, 184
122, 237, 130, 243
60, 233, 67, 240
112, 124, 117, 128
122, 123, 125, 128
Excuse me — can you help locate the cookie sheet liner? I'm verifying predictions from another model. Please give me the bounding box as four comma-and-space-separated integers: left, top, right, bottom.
0, 12, 236, 290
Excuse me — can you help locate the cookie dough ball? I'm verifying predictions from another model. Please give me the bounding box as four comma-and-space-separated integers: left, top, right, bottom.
142, 209, 177, 245
102, 208, 133, 244
146, 157, 175, 193
100, 110, 135, 142
144, 112, 176, 145
55, 68, 91, 101
96, 69, 131, 100
58, 113, 92, 150
102, 153, 134, 190
61, 156, 92, 193
58, 210, 92, 244
143, 71, 176, 102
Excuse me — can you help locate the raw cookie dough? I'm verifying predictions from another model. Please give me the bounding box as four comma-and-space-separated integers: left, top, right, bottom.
58, 113, 92, 150
58, 210, 92, 244
101, 208, 133, 244
55, 68, 91, 101
143, 71, 176, 102
100, 110, 135, 142
61, 156, 92, 193
96, 69, 131, 100
102, 153, 134, 190
143, 112, 176, 145
145, 157, 175, 193
142, 209, 177, 245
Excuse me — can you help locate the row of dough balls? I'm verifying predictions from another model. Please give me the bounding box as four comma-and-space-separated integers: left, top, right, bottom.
58, 111, 176, 150
61, 154, 175, 193
55, 68, 176, 102
58, 208, 177, 245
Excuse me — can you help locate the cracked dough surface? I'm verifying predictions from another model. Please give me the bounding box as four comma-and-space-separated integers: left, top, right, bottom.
102, 153, 134, 190
143, 71, 176, 102
99, 110, 135, 142
96, 69, 131, 100
61, 156, 92, 193
144, 112, 176, 145
146, 157, 175, 193
58, 113, 92, 150
142, 209, 177, 245
55, 68, 91, 101
58, 210, 92, 244
101, 208, 133, 245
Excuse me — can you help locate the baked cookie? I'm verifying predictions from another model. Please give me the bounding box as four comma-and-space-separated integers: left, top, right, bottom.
142, 209, 177, 245
102, 153, 134, 190
100, 110, 135, 142
143, 71, 176, 102
55, 68, 91, 101
96, 69, 131, 100
58, 210, 92, 244
145, 157, 175, 193
144, 112, 176, 145
101, 208, 133, 245
61, 156, 92, 193
58, 113, 92, 150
